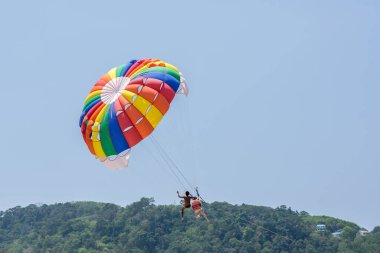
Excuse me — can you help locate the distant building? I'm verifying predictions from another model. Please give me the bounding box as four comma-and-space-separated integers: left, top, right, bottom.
358, 228, 369, 236
332, 229, 342, 238
316, 224, 326, 232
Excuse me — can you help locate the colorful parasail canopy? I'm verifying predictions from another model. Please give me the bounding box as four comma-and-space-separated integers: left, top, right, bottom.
79, 59, 188, 169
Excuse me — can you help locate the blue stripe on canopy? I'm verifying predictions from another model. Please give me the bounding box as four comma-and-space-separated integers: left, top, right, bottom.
122, 60, 137, 77
79, 98, 101, 127
133, 72, 180, 92
108, 103, 130, 154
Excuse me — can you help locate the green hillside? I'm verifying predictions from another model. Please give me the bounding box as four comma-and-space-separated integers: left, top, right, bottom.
0, 198, 379, 253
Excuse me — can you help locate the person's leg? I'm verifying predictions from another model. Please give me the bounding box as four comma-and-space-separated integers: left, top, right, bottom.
194, 210, 201, 219
200, 210, 209, 222
181, 207, 185, 220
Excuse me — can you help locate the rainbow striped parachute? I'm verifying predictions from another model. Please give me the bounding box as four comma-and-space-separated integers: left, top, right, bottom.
79, 59, 188, 169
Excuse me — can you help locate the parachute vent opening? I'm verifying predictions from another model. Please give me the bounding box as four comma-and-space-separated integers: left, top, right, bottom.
101, 77, 130, 104
123, 126, 133, 132
135, 117, 144, 125
146, 105, 152, 114
124, 103, 131, 110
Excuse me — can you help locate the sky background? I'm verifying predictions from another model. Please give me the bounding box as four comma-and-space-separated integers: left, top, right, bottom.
0, 0, 379, 230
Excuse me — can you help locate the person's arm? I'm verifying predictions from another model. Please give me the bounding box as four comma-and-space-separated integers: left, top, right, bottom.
177, 191, 184, 198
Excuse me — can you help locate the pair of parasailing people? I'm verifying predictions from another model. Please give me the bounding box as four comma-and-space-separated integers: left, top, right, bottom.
177, 190, 209, 222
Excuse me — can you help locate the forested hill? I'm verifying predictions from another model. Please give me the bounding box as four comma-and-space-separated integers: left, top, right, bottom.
0, 198, 379, 253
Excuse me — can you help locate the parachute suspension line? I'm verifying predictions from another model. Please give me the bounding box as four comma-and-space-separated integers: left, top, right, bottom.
150, 136, 195, 192
195, 187, 206, 203
149, 136, 197, 194
184, 97, 200, 186
154, 150, 188, 191
145, 138, 187, 191
150, 136, 194, 192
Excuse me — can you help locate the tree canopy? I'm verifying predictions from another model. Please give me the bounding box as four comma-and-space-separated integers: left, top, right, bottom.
0, 198, 379, 253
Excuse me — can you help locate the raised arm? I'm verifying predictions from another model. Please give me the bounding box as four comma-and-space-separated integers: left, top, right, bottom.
177, 191, 184, 198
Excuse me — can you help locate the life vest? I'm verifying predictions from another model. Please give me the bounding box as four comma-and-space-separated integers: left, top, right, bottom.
192, 199, 202, 211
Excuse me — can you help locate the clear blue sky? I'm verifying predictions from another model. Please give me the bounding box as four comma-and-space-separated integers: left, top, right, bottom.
0, 0, 379, 230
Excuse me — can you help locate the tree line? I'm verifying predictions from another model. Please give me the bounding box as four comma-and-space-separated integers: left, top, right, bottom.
0, 198, 379, 253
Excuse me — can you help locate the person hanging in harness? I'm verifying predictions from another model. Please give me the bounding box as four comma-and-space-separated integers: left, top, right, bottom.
192, 197, 209, 222
177, 190, 194, 221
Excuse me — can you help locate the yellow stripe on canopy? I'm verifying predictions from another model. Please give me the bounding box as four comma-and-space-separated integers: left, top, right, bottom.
84, 90, 102, 105
91, 104, 109, 158
156, 62, 179, 73
121, 90, 163, 128
107, 67, 117, 80
145, 105, 163, 128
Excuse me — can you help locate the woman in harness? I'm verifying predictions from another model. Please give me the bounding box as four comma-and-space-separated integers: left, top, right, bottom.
177, 190, 194, 221
192, 197, 209, 222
